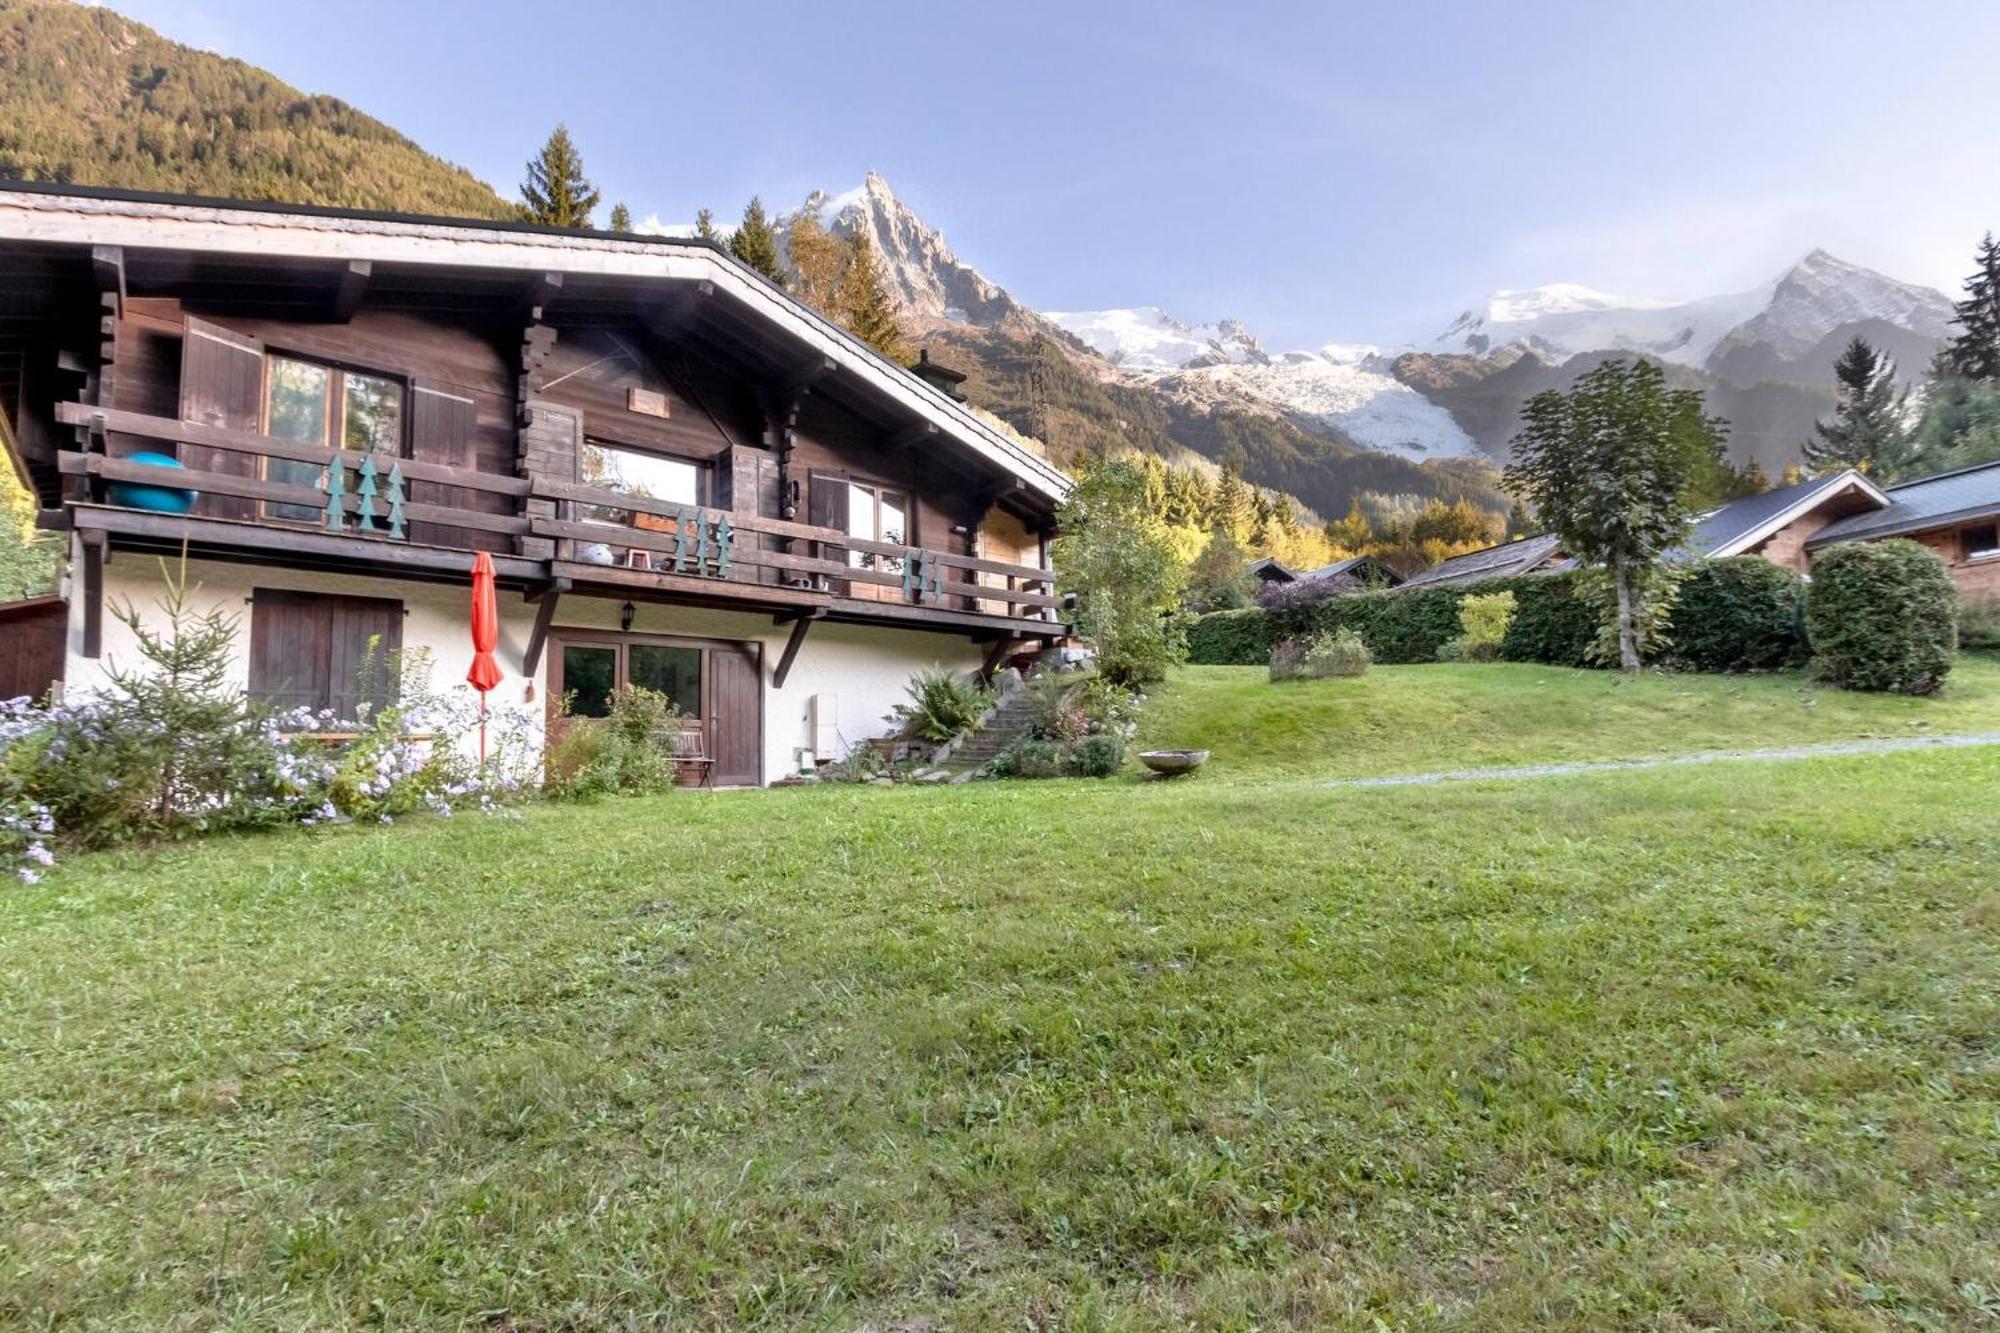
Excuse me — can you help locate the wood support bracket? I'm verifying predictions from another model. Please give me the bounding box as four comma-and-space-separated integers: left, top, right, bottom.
887, 420, 939, 455
521, 576, 571, 676
977, 636, 1022, 684
92, 246, 125, 317
771, 609, 822, 689
520, 271, 564, 323
330, 260, 372, 322
79, 530, 106, 659
781, 353, 838, 401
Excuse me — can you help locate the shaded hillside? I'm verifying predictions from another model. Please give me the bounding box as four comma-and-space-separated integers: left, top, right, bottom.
927, 327, 1510, 519
0, 0, 512, 218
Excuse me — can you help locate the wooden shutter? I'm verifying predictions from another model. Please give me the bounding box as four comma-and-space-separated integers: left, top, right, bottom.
326, 595, 404, 723
807, 473, 849, 592
408, 380, 487, 549
706, 642, 762, 786
248, 590, 329, 714
178, 317, 263, 520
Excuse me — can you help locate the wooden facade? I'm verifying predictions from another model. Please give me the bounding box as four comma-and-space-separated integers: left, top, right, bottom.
0, 184, 1069, 659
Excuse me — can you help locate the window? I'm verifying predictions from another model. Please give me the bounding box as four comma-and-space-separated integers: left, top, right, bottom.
555, 638, 702, 719
264, 355, 404, 521
578, 438, 706, 527
1966, 522, 1999, 560
248, 590, 403, 722
842, 480, 910, 576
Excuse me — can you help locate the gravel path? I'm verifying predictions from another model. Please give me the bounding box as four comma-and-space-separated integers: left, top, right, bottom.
1315, 731, 2000, 789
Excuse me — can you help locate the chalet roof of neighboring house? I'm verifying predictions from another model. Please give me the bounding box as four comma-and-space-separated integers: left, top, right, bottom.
0, 179, 1069, 506
1401, 532, 1568, 589
1247, 556, 1296, 582
1807, 458, 2000, 548
1681, 468, 1889, 559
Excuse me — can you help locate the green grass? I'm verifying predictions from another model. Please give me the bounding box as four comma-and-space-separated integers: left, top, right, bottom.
1138, 655, 2000, 779
4, 666, 2000, 1328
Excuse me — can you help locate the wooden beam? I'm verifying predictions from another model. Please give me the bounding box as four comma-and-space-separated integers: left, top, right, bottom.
330, 259, 372, 321
521, 577, 570, 676
781, 353, 838, 401
91, 246, 125, 317
79, 529, 105, 659
886, 421, 939, 455
978, 635, 1023, 684
519, 270, 564, 322
772, 610, 821, 689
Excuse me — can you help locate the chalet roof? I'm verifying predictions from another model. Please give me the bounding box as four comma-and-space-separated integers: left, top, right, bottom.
1401, 532, 1567, 588
1682, 468, 1888, 559
0, 180, 1069, 506
1808, 459, 2000, 547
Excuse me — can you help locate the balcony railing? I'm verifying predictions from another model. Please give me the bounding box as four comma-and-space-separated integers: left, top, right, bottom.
53, 403, 1062, 628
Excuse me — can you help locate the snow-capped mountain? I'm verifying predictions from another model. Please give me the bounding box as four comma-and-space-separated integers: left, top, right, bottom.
1041, 307, 1265, 371
806, 171, 1029, 331
1161, 352, 1484, 460
1706, 249, 1955, 368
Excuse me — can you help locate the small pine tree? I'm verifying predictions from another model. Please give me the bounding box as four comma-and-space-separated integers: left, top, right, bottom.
1740, 458, 1771, 493
1209, 460, 1253, 540
837, 231, 908, 362
729, 197, 786, 287
1805, 336, 1907, 473
694, 208, 719, 241
1937, 232, 2000, 382
607, 202, 632, 232
519, 124, 601, 228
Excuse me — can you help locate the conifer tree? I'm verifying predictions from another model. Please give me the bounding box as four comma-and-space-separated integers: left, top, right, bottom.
607, 202, 632, 232
1805, 336, 1907, 473
1210, 460, 1253, 539
729, 197, 786, 287
1324, 499, 1374, 553
694, 208, 720, 241
1937, 232, 2000, 382
837, 231, 908, 362
519, 125, 601, 228
1740, 458, 1771, 492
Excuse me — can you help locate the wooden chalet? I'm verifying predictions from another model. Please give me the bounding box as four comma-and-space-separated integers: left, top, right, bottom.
0, 182, 1070, 784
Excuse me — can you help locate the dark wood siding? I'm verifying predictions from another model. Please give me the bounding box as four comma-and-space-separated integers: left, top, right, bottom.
249, 589, 403, 720
0, 598, 65, 703
407, 381, 498, 549
178, 316, 263, 520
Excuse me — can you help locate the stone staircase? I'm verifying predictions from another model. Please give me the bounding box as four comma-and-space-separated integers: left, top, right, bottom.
936, 679, 1047, 773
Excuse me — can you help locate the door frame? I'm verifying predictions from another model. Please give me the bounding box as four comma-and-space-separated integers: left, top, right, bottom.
546, 629, 764, 786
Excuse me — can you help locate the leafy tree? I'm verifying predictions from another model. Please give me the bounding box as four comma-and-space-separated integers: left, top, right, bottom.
785, 201, 845, 315
729, 197, 786, 287
1804, 336, 1907, 473
1185, 525, 1255, 613
836, 232, 908, 362
519, 124, 601, 228
694, 208, 720, 241
1323, 500, 1374, 553
607, 202, 632, 232
1936, 231, 2000, 382
1054, 460, 1188, 687
1905, 378, 2000, 477
0, 462, 59, 601
1504, 359, 1719, 671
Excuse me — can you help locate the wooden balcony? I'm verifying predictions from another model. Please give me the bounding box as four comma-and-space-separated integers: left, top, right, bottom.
50, 403, 1064, 640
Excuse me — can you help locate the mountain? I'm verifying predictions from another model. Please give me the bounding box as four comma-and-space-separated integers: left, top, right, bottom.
1430, 281, 1769, 368
0, 0, 512, 219
1705, 251, 1954, 384
1041, 306, 1266, 371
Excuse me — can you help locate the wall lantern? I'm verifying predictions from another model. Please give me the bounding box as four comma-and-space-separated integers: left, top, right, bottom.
620, 601, 637, 633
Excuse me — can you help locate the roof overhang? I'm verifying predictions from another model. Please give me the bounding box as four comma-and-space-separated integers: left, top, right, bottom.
1805, 497, 2000, 549
1708, 470, 1892, 558
0, 183, 1070, 507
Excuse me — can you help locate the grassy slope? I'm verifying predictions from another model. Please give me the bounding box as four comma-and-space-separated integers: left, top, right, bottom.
1139, 657, 2000, 779
4, 671, 2000, 1328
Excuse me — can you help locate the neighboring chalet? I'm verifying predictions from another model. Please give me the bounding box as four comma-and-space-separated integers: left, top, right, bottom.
0, 182, 1069, 784
1398, 465, 2000, 595
1807, 460, 2000, 600
1249, 554, 1402, 591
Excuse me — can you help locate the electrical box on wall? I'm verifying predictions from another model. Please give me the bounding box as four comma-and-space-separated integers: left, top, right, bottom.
809, 693, 838, 761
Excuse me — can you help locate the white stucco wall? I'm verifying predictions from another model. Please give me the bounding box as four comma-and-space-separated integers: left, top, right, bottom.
62, 542, 984, 783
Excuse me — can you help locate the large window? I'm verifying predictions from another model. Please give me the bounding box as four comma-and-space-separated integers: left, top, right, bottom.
556, 638, 703, 719
264, 355, 404, 521
247, 590, 403, 722
578, 438, 706, 527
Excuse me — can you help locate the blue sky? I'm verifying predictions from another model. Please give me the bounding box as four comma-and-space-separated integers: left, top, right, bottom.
117, 0, 2000, 348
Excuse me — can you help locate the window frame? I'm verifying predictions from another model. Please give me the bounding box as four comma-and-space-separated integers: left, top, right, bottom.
1965, 521, 2000, 562
575, 435, 712, 511
260, 351, 409, 523
547, 630, 716, 721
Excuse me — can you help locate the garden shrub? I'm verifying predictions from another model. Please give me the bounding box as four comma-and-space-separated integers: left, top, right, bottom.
1186, 608, 1271, 665
1497, 573, 1596, 666
1803, 540, 1958, 694
1270, 628, 1372, 681
1068, 733, 1126, 777
986, 723, 1126, 780
545, 686, 683, 798
1667, 558, 1806, 672
1438, 590, 1516, 662
1022, 673, 1090, 744
1959, 597, 2000, 652
888, 667, 989, 743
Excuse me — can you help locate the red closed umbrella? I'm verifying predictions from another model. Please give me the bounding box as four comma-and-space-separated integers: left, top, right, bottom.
467, 552, 502, 762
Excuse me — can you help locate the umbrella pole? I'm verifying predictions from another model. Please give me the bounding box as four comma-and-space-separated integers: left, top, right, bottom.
479, 694, 488, 766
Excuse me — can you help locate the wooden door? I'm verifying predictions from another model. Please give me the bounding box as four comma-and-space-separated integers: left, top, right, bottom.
178, 316, 264, 519
705, 640, 762, 787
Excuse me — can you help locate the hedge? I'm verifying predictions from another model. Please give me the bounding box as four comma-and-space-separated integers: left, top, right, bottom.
1803, 540, 1958, 695
1187, 571, 1595, 668
1666, 557, 1806, 672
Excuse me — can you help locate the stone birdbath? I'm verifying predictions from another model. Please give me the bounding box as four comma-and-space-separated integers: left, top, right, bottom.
1138, 749, 1209, 777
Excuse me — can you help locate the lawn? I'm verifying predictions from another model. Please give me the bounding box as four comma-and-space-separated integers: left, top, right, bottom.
3, 665, 1999, 1329
1138, 655, 2000, 779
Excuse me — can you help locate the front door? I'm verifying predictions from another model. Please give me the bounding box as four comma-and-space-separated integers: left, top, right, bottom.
548, 632, 764, 786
